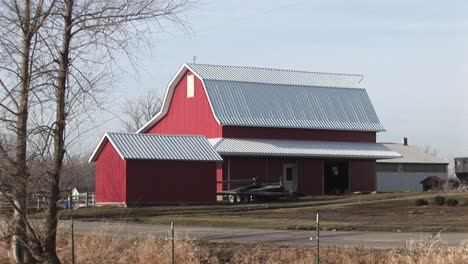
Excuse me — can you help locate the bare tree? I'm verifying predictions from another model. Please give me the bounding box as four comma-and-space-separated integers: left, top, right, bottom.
0, 1, 55, 263
39, 0, 191, 263
0, 0, 192, 263
422, 145, 440, 158
122, 89, 162, 132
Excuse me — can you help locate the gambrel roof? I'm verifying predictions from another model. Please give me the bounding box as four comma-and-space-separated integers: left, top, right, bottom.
89, 133, 222, 162
137, 63, 385, 133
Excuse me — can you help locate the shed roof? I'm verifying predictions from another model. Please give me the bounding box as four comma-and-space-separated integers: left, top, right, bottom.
209, 138, 401, 159
137, 63, 385, 133
89, 133, 222, 162
377, 143, 448, 164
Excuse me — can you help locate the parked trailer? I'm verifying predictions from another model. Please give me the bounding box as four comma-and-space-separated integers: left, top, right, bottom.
217, 184, 302, 203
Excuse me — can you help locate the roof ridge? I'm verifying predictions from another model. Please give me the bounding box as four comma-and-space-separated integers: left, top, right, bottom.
107, 132, 205, 138
204, 79, 365, 90
186, 63, 363, 77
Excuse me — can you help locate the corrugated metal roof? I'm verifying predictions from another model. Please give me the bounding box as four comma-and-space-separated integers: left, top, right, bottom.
209, 138, 401, 159
90, 133, 222, 162
187, 63, 364, 88
204, 80, 384, 131
377, 143, 448, 164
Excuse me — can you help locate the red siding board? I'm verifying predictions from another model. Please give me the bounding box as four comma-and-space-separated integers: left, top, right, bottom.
95, 141, 126, 203
297, 159, 324, 195
221, 156, 324, 195
349, 160, 376, 192
222, 126, 376, 142
227, 157, 268, 184
147, 71, 222, 138
126, 160, 217, 203
216, 162, 223, 193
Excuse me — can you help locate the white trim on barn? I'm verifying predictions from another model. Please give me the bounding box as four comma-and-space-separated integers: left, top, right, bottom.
136, 63, 222, 133
88, 133, 126, 163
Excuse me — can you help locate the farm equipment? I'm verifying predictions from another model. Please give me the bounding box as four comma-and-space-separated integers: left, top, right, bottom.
218, 184, 302, 203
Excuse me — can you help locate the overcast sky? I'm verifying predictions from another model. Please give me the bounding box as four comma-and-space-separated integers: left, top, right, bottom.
85, 0, 468, 160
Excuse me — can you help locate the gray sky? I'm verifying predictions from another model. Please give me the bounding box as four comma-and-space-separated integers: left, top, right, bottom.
86, 0, 468, 159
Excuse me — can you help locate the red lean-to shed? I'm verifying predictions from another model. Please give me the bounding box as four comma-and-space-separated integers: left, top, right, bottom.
89, 133, 222, 206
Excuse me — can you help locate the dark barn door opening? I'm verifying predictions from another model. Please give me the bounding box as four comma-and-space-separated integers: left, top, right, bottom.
324, 161, 349, 195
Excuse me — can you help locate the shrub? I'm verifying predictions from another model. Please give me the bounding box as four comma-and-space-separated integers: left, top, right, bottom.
448, 176, 460, 189
415, 198, 429, 206
446, 198, 459, 206
433, 196, 446, 206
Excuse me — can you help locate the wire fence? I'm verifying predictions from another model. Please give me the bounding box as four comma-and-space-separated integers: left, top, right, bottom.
0, 192, 96, 213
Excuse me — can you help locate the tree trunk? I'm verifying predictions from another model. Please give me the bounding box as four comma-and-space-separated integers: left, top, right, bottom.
43, 1, 73, 263
11, 0, 33, 263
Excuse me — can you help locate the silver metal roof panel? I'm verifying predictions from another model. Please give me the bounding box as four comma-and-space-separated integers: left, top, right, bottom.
90, 133, 222, 162
204, 80, 385, 131
210, 138, 401, 159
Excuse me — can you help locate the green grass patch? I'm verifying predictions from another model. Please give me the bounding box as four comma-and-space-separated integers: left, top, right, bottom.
32, 191, 468, 232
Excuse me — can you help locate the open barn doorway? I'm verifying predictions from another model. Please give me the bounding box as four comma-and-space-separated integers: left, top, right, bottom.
324, 161, 349, 195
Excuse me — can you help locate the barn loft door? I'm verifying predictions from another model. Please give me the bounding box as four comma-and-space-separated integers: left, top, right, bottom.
283, 164, 297, 192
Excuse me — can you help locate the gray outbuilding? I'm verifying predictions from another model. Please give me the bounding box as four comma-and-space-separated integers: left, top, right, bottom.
376, 138, 448, 192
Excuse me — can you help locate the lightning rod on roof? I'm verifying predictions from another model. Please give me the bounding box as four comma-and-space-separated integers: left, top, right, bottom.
192, 56, 197, 64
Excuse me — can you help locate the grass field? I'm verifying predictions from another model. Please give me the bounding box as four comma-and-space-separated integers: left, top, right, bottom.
56, 191, 468, 232
2, 230, 467, 264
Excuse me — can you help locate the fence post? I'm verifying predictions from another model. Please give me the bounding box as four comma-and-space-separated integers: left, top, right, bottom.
68, 195, 72, 210
85, 192, 89, 207
71, 217, 75, 264
171, 222, 175, 264
316, 214, 320, 264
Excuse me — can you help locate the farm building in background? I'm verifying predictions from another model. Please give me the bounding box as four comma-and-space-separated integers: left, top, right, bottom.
455, 157, 468, 182
91, 63, 401, 205
376, 138, 448, 192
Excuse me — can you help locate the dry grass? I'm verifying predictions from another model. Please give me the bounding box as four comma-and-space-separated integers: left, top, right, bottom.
1, 230, 467, 263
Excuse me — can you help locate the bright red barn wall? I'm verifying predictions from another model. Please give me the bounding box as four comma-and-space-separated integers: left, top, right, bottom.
349, 160, 376, 192
147, 71, 222, 138
222, 127, 376, 142
126, 160, 217, 203
95, 141, 126, 203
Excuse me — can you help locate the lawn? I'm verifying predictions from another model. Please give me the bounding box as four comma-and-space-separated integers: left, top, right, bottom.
55, 191, 468, 232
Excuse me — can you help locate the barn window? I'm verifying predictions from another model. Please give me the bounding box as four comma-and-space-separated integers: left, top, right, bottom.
187, 75, 194, 98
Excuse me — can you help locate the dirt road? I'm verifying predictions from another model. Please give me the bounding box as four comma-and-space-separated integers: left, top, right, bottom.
59, 221, 468, 248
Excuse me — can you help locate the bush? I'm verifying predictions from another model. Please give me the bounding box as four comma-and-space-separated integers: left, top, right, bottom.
446, 198, 459, 206
415, 198, 429, 206
448, 176, 460, 189
433, 196, 446, 206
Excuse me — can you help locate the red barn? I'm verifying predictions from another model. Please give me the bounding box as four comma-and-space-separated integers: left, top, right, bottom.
134, 63, 400, 196
89, 133, 222, 206
91, 64, 400, 202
